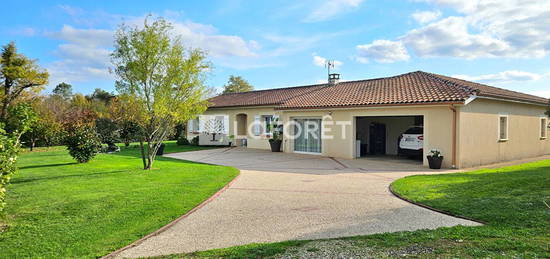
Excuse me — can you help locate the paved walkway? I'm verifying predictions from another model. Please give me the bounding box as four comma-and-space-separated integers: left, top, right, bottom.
116, 148, 482, 258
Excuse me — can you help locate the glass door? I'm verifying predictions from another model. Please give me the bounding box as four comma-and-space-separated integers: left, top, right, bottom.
293, 118, 322, 153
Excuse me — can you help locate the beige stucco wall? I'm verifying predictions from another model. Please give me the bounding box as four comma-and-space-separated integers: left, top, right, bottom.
279, 105, 455, 167
457, 98, 550, 168
187, 106, 278, 149
192, 99, 549, 169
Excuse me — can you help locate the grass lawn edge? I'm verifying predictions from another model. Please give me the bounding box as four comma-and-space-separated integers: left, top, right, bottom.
388, 182, 487, 225
102, 169, 241, 258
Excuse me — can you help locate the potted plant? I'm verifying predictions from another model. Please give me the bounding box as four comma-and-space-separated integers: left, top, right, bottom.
268, 117, 282, 152
227, 135, 235, 147
427, 149, 443, 169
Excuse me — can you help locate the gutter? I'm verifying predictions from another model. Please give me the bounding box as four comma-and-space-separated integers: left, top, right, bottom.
449, 105, 457, 168
476, 95, 548, 107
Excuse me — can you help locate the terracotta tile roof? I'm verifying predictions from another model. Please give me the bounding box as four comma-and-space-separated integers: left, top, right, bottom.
207, 84, 324, 108
425, 73, 548, 105
208, 71, 548, 110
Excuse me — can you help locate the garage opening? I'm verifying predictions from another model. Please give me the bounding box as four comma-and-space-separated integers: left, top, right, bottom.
355, 116, 424, 161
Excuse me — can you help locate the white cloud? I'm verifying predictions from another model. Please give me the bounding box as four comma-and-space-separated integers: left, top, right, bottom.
402, 17, 510, 59
312, 54, 343, 68
7, 27, 37, 37
45, 15, 261, 85
528, 90, 550, 98
171, 21, 258, 58
452, 70, 543, 84
356, 40, 410, 63
400, 0, 550, 59
304, 0, 364, 22
45, 25, 114, 86
411, 10, 442, 24
48, 25, 113, 47
262, 30, 354, 57
120, 17, 259, 58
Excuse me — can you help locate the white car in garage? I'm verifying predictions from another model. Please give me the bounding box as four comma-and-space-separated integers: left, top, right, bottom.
398, 126, 423, 157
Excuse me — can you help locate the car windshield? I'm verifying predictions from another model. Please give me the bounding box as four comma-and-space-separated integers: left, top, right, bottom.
404, 127, 423, 134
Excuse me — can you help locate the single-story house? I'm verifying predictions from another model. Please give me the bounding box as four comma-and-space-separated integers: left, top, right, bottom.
188, 71, 550, 169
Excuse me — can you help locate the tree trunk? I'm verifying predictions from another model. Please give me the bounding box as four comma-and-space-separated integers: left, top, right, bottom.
1, 79, 11, 121
145, 141, 154, 170
139, 140, 147, 170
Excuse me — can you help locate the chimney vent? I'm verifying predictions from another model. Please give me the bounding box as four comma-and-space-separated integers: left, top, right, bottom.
328, 73, 340, 84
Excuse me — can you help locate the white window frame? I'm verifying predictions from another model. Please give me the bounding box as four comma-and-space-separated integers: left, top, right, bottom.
541, 117, 548, 139
189, 118, 200, 133
262, 115, 274, 136
498, 114, 509, 141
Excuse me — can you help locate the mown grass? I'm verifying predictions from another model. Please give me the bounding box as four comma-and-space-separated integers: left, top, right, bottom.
0, 142, 238, 258
160, 159, 550, 258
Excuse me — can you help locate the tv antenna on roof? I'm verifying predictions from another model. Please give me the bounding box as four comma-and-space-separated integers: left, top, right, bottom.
324, 60, 340, 84
325, 60, 335, 78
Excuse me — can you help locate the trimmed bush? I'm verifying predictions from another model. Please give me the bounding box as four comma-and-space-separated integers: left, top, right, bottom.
177, 137, 190, 146
65, 125, 102, 163
191, 136, 199, 146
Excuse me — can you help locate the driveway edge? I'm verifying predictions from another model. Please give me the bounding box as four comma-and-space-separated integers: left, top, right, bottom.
388, 185, 486, 225
101, 172, 241, 259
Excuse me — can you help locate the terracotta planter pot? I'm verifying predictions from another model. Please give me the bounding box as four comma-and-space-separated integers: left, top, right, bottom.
427, 156, 443, 169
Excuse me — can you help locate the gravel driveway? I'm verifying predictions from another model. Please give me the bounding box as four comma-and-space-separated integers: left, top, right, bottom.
115, 148, 480, 258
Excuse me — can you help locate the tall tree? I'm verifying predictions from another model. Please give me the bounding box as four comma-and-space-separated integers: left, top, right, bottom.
222, 75, 253, 94
111, 17, 210, 170
52, 82, 73, 99
88, 88, 115, 103
0, 42, 48, 121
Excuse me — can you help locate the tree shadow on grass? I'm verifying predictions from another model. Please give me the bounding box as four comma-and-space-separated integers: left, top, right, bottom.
11, 170, 128, 184
107, 148, 203, 165
19, 162, 77, 170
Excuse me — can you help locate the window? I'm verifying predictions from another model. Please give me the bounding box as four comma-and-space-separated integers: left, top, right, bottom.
263, 115, 273, 134
200, 115, 228, 134
541, 117, 548, 139
498, 115, 508, 141
188, 118, 199, 133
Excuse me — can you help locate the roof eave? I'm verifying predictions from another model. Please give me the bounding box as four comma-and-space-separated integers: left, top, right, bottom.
275, 101, 466, 110
476, 94, 548, 107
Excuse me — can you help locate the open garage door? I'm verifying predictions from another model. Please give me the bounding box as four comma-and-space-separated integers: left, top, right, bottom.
355, 116, 424, 161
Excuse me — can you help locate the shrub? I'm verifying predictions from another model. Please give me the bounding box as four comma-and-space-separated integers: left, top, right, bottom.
1, 104, 37, 212
65, 125, 102, 163
119, 121, 142, 147
177, 137, 190, 146
102, 143, 121, 153
191, 136, 199, 146
0, 127, 19, 213
95, 118, 119, 147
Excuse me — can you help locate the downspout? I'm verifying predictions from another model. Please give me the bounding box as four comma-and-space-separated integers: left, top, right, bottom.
449, 105, 457, 168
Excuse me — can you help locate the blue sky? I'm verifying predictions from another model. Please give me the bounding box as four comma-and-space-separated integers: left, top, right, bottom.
1, 0, 549, 98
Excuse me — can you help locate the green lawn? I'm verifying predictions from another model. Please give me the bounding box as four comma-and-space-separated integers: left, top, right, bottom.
0, 141, 238, 258
163, 159, 550, 258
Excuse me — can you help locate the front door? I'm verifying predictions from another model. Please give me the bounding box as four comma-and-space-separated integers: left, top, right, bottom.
293, 119, 322, 154
369, 122, 386, 155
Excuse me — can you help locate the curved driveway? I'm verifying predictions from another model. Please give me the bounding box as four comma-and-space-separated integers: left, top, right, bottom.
117, 148, 480, 258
